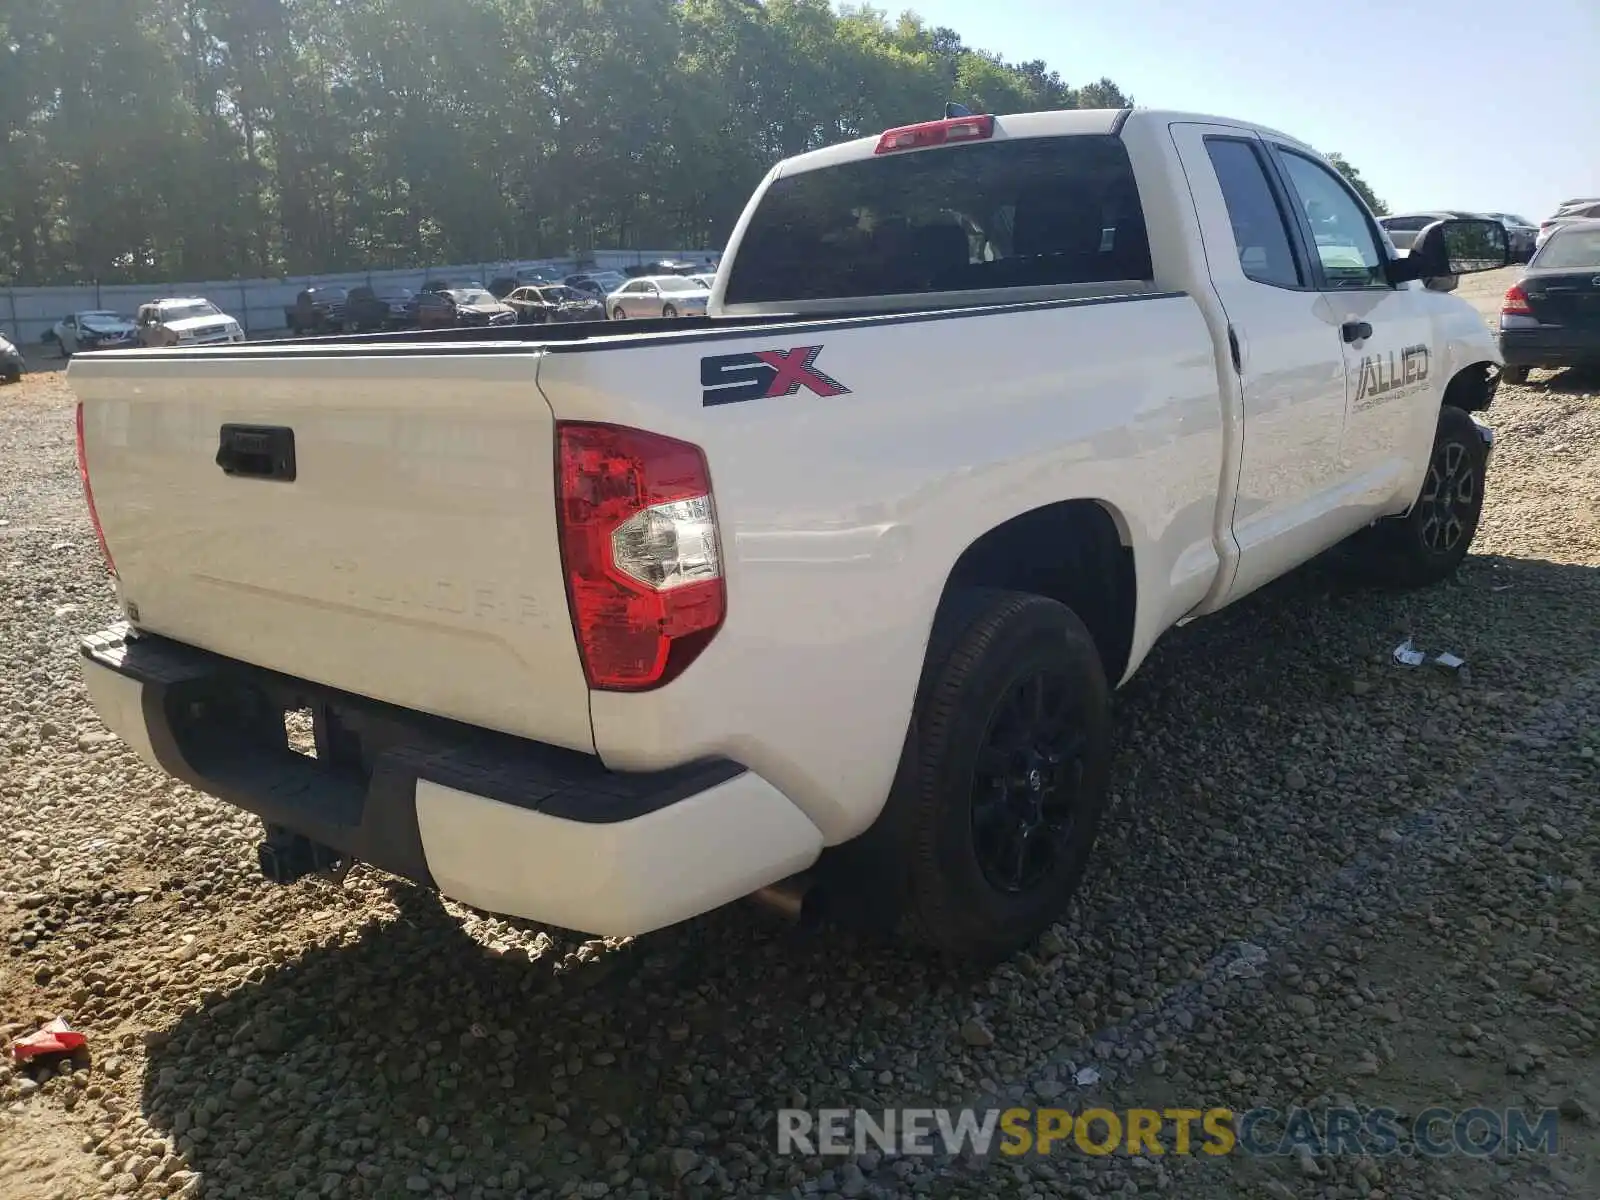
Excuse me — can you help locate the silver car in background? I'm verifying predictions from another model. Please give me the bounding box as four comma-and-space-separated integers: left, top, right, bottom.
604, 275, 711, 320
1378, 211, 1476, 253
1537, 200, 1600, 252
1487, 213, 1538, 261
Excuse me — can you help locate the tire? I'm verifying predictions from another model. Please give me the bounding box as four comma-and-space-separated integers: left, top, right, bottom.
1501, 365, 1530, 385
612, 307, 627, 321
1, 365, 20, 385
662, 304, 678, 318
880, 588, 1112, 961
1345, 405, 1488, 588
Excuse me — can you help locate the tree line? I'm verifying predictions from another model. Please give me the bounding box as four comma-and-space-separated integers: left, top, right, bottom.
0, 0, 1385, 287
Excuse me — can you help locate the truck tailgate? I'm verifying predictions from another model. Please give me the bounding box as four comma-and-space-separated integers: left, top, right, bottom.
69, 347, 594, 752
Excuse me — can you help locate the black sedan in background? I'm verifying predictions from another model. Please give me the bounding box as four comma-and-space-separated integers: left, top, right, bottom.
1498, 218, 1600, 383
415, 288, 517, 330
345, 284, 417, 331
505, 285, 605, 324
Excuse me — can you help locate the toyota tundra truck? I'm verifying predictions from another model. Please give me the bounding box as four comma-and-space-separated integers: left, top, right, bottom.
68, 109, 1510, 960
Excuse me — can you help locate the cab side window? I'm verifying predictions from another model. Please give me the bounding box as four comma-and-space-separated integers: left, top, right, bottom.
1274, 150, 1387, 288
1205, 137, 1303, 289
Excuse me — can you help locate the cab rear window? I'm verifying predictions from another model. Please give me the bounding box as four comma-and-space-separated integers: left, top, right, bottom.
723, 134, 1153, 305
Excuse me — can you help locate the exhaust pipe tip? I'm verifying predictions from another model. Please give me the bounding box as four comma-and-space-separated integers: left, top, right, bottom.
749, 873, 822, 929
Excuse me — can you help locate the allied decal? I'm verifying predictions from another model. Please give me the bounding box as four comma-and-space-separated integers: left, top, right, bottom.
700, 344, 851, 407
1354, 343, 1430, 407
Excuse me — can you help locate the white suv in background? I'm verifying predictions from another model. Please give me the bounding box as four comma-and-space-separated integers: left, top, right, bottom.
135, 298, 246, 348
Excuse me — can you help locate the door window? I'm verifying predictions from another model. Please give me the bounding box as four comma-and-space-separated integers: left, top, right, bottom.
1274, 150, 1387, 288
1205, 138, 1304, 289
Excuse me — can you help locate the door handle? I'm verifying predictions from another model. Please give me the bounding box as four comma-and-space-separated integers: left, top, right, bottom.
217, 424, 297, 481
1341, 320, 1373, 344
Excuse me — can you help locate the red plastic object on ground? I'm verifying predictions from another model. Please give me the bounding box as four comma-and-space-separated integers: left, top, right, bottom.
10, 1017, 87, 1064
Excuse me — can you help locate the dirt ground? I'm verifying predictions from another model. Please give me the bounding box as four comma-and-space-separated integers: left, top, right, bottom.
2, 279, 1597, 1200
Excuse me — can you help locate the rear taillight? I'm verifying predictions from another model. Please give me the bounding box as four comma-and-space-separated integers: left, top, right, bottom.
74, 402, 116, 576
1501, 284, 1533, 316
556, 422, 724, 691
874, 114, 995, 155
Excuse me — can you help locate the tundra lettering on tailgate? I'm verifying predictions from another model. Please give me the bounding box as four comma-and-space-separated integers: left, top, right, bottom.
700, 344, 851, 407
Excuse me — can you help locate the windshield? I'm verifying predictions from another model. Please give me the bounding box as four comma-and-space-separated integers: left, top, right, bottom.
655, 277, 702, 293
376, 288, 412, 300
541, 286, 580, 302
162, 301, 221, 321
82, 311, 121, 321
453, 290, 495, 305
1534, 229, 1600, 269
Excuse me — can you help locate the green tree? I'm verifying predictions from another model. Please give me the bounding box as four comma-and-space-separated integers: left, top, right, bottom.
0, 0, 1135, 284
1324, 152, 1389, 216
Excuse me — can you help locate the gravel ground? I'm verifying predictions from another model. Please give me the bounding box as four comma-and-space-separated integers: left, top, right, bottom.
2, 314, 1598, 1200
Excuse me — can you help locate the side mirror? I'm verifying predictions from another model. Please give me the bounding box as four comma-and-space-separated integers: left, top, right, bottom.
1387, 218, 1509, 288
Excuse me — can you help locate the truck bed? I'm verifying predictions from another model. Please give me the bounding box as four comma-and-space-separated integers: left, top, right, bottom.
71, 287, 1215, 789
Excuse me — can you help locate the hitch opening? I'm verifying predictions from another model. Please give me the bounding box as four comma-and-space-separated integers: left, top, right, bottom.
258, 824, 345, 885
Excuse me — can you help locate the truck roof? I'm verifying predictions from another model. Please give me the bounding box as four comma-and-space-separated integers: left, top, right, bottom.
773, 107, 1313, 178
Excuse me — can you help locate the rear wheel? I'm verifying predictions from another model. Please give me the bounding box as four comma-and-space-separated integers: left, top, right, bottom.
1501, 365, 1530, 385
1343, 405, 1488, 588
881, 589, 1112, 961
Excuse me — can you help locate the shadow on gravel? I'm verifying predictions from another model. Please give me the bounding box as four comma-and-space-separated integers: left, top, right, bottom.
1528, 365, 1600, 395
137, 552, 1600, 1199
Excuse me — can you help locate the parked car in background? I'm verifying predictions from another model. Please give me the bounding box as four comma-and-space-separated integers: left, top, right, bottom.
51, 311, 139, 357
135, 298, 245, 348
624, 259, 700, 278
564, 271, 626, 299
517, 265, 564, 285
505, 285, 605, 324
1498, 218, 1600, 383
284, 287, 349, 336
415, 287, 517, 329
605, 274, 711, 319
1377, 211, 1476, 253
344, 285, 417, 331
1487, 213, 1537, 261
0, 332, 24, 383
1537, 201, 1600, 252
419, 279, 486, 296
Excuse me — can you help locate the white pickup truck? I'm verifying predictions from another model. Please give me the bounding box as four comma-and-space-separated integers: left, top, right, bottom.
69, 108, 1510, 960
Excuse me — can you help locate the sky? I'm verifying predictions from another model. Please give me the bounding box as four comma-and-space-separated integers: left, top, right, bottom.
891, 0, 1599, 222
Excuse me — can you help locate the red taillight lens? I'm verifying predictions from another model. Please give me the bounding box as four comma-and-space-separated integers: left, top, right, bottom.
556, 422, 724, 691
874, 114, 995, 155
1501, 284, 1533, 315
74, 402, 116, 577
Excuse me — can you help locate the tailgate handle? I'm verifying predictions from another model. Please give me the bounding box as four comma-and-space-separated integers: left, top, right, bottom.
216, 424, 297, 482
